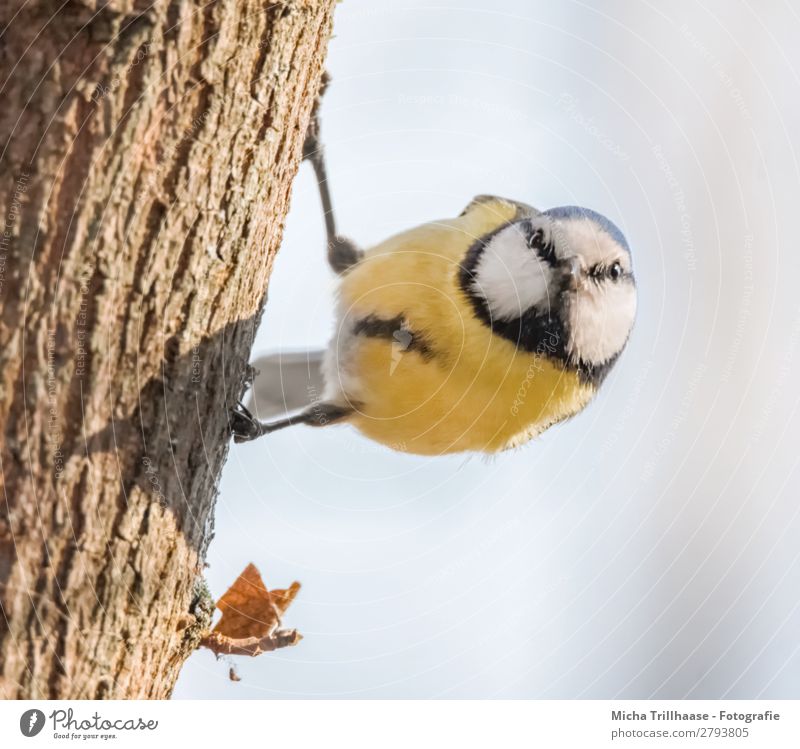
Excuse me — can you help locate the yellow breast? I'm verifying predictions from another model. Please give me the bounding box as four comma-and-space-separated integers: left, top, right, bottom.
335, 198, 595, 455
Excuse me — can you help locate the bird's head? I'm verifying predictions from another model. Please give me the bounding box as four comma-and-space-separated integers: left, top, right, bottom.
461, 205, 637, 382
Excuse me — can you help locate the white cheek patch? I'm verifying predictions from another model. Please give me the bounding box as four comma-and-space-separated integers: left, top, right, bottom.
566, 281, 637, 365
471, 228, 554, 320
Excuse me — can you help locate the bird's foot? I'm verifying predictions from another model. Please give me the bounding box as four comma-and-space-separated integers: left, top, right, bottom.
229, 402, 264, 444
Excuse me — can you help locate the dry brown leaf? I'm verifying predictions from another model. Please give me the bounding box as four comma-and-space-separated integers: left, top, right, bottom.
199, 563, 302, 659
269, 581, 301, 618
213, 562, 277, 640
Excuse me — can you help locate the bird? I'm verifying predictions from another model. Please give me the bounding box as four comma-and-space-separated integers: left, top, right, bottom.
230, 91, 637, 456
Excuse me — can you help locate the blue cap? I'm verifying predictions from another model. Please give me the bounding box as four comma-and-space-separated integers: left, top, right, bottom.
544, 205, 630, 253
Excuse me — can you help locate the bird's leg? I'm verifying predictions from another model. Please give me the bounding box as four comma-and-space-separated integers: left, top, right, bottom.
302, 72, 361, 274
229, 400, 352, 444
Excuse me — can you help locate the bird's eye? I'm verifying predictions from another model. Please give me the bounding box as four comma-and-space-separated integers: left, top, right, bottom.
527, 227, 544, 249
608, 261, 623, 281
528, 226, 556, 263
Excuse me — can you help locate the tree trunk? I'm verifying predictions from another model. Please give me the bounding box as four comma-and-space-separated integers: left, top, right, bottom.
0, 0, 335, 699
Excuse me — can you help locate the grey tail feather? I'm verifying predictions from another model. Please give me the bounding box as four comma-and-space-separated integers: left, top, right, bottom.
245, 350, 327, 419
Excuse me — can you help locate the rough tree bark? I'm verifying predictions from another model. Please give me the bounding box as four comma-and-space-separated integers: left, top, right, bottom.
0, 0, 335, 698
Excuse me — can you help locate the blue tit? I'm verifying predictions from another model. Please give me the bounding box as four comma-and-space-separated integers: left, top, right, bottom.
231, 109, 636, 455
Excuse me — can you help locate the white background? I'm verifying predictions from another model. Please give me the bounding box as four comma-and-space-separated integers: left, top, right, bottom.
174, 0, 800, 699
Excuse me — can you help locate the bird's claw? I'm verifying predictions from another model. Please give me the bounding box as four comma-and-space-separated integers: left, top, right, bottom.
229, 403, 263, 443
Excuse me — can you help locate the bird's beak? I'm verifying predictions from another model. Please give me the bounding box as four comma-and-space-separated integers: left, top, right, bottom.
563, 256, 584, 291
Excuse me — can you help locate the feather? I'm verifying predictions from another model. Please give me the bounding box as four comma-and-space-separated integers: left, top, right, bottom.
245, 350, 327, 418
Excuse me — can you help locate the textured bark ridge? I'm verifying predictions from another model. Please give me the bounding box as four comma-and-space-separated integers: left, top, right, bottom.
0, 0, 335, 698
